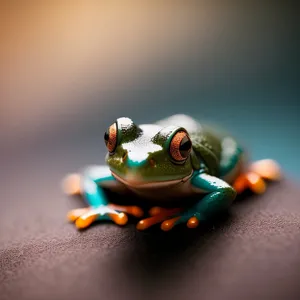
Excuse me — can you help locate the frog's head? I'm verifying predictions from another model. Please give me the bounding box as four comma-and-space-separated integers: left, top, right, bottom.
104, 117, 195, 188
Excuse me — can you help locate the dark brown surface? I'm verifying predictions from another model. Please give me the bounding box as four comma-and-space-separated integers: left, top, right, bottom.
1, 179, 300, 300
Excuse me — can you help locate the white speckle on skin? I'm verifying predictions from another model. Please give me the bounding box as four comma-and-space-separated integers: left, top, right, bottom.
222, 137, 237, 156
123, 124, 163, 163
124, 143, 162, 163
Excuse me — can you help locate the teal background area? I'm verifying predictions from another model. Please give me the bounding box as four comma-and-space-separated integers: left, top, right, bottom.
76, 81, 299, 179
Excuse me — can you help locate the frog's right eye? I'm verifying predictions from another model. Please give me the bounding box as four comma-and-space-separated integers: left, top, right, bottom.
169, 131, 192, 162
104, 123, 118, 153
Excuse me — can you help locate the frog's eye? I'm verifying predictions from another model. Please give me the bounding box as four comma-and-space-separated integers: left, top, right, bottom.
104, 123, 118, 153
169, 131, 192, 162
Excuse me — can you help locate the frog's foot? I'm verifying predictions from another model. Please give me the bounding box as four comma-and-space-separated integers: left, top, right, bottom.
160, 208, 204, 231
137, 207, 202, 231
67, 204, 143, 229
67, 206, 128, 229
136, 207, 182, 230
233, 159, 281, 194
62, 173, 82, 196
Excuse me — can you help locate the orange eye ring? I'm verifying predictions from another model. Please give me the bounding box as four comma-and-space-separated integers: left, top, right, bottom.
169, 131, 192, 162
104, 123, 118, 153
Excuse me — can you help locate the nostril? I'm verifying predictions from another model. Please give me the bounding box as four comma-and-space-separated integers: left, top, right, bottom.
149, 158, 156, 168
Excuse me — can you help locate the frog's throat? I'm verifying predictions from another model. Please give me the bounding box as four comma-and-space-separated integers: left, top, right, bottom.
111, 171, 193, 189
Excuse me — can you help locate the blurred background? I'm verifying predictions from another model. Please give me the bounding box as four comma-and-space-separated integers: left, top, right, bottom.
0, 0, 299, 204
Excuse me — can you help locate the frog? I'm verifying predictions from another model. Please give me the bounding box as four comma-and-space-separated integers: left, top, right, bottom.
62, 114, 281, 231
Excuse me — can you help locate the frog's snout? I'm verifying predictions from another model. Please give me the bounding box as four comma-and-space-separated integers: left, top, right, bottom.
125, 151, 155, 169
126, 156, 154, 169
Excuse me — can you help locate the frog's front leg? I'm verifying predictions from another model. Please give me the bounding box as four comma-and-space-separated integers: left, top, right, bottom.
62, 166, 143, 229
137, 173, 236, 231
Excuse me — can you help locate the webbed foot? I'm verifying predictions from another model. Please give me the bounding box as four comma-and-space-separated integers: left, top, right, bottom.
233, 159, 281, 194
68, 204, 144, 229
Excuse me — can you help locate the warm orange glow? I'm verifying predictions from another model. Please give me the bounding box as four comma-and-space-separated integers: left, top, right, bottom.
62, 173, 81, 195
246, 172, 266, 194
233, 174, 248, 194
250, 159, 282, 181
0, 1, 209, 141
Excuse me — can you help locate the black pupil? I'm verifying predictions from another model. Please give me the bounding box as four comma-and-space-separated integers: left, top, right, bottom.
104, 130, 109, 145
179, 136, 191, 158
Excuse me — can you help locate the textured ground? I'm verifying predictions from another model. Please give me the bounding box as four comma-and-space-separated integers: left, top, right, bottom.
1, 178, 300, 300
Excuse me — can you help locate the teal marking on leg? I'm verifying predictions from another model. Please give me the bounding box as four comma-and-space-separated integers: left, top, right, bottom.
82, 166, 116, 207
174, 173, 237, 226
89, 206, 120, 221
96, 214, 112, 221
82, 178, 108, 207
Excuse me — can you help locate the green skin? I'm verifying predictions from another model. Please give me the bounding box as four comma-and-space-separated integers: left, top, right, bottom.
78, 114, 244, 228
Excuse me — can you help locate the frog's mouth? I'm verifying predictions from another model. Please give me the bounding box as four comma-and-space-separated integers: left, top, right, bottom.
111, 171, 192, 189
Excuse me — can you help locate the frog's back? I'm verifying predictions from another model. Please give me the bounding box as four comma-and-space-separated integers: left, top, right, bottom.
155, 114, 202, 134
156, 114, 241, 176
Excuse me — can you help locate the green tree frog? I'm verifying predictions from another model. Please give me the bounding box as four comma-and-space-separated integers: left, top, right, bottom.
62, 114, 281, 231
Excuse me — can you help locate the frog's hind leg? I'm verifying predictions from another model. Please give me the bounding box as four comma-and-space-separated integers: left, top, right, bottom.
250, 159, 281, 181
218, 136, 281, 195
233, 159, 282, 195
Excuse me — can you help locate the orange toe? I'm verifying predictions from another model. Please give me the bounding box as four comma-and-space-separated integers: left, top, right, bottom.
246, 172, 266, 194
137, 208, 182, 231
109, 212, 128, 226
130, 206, 144, 218
187, 217, 199, 229
136, 220, 148, 231
136, 215, 167, 230
75, 214, 98, 229
108, 204, 144, 218
149, 207, 164, 216
161, 217, 180, 232
67, 208, 90, 222
232, 174, 248, 194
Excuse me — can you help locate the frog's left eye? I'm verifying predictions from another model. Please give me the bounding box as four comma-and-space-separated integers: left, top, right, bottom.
104, 123, 118, 153
169, 131, 192, 162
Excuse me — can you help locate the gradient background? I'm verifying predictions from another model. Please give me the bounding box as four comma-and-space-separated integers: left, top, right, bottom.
1, 0, 299, 177
0, 1, 300, 299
